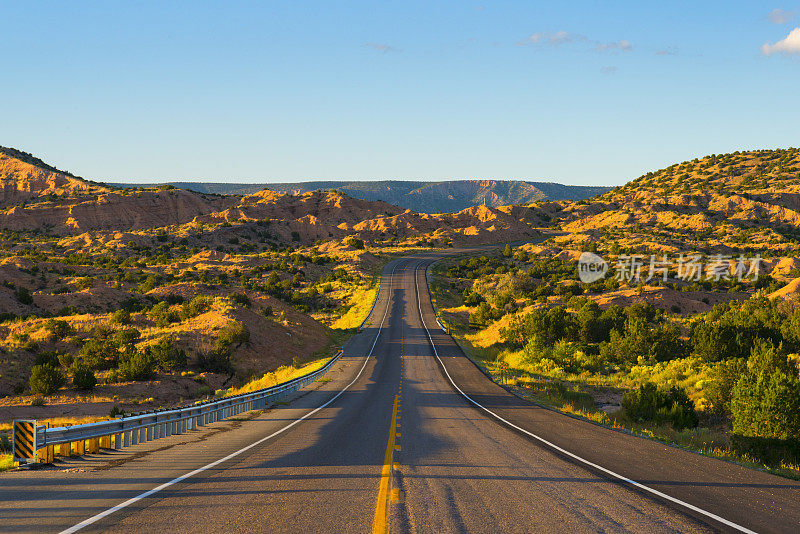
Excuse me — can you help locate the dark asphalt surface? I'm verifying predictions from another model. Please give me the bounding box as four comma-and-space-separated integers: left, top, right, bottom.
1, 253, 798, 533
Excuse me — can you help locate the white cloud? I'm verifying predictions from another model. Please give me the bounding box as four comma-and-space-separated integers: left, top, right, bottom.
761, 27, 800, 55
768, 8, 796, 24
517, 31, 631, 52
364, 42, 399, 53
518, 31, 583, 46
595, 40, 632, 52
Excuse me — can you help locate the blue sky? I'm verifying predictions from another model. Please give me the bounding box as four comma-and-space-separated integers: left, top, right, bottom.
1, 1, 799, 186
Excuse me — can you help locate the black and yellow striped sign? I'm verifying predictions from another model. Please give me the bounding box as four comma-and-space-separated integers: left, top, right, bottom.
13, 420, 37, 462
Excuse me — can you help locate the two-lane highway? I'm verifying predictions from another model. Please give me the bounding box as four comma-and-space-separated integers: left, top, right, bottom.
1, 254, 799, 533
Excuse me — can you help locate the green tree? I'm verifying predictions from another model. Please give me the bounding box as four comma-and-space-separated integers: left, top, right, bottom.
29, 364, 65, 395
71, 361, 97, 391
118, 351, 156, 381
731, 369, 800, 440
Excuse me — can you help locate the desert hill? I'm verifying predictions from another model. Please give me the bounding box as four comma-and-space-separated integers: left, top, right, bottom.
0, 146, 108, 207
0, 147, 539, 246
111, 179, 610, 213
543, 148, 800, 255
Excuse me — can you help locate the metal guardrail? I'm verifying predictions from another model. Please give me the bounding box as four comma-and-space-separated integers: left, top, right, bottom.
13, 350, 343, 465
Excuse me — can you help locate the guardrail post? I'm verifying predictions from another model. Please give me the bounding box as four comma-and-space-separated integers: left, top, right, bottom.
115, 433, 123, 450
57, 443, 70, 457
75, 440, 85, 456
146, 425, 153, 441
36, 445, 53, 464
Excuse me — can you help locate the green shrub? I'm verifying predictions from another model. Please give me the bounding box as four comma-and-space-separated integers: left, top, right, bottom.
622, 382, 698, 429
111, 309, 131, 325
181, 295, 213, 320
215, 321, 250, 354
149, 301, 179, 327
118, 352, 156, 381
229, 293, 251, 308
43, 319, 73, 340
146, 336, 187, 371
15, 287, 33, 305
29, 364, 65, 395
346, 237, 365, 249
138, 274, 161, 293
79, 337, 117, 370
34, 350, 60, 367
731, 369, 800, 440
197, 350, 232, 374
57, 351, 74, 368
71, 361, 97, 391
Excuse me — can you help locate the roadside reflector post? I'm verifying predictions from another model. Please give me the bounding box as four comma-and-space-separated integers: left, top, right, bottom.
13, 420, 37, 465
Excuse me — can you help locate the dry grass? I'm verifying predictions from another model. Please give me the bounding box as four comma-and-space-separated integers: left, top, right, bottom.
222, 357, 330, 397
332, 283, 378, 330
0, 454, 15, 471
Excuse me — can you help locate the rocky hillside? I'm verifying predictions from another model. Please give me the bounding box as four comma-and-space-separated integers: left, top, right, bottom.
0, 147, 539, 246
113, 179, 610, 213
544, 148, 800, 255
0, 147, 108, 207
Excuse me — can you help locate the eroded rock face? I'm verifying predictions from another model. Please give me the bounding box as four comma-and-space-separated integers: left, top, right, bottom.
0, 148, 540, 245
0, 148, 108, 206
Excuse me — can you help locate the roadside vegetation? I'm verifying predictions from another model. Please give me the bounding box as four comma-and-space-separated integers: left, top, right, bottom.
430, 246, 800, 478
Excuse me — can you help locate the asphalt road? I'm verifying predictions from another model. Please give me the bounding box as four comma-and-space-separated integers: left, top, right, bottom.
1, 254, 799, 533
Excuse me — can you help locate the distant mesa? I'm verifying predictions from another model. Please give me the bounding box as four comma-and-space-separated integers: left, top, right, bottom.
108, 180, 611, 213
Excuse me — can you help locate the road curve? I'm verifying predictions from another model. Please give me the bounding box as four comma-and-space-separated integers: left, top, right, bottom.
0, 253, 797, 533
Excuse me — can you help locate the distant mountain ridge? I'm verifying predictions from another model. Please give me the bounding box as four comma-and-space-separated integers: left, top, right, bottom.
108, 180, 610, 213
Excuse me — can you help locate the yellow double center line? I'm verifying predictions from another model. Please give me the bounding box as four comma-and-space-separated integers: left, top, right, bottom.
372, 393, 400, 533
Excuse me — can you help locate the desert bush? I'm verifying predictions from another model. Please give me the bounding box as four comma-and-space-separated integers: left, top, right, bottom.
15, 287, 33, 305
146, 335, 187, 371
111, 309, 131, 325
70, 361, 97, 391
34, 350, 60, 367
138, 274, 161, 294
57, 351, 74, 368
181, 295, 213, 320
229, 293, 251, 308
470, 301, 503, 328
215, 321, 250, 354
346, 237, 365, 249
118, 351, 156, 381
705, 357, 747, 415
197, 350, 232, 374
149, 301, 179, 327
43, 319, 73, 340
622, 382, 698, 429
29, 364, 66, 395
463, 290, 485, 306
79, 337, 117, 370
730, 339, 800, 440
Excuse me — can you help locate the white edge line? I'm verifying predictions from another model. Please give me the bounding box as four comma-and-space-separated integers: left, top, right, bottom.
60, 261, 401, 534
412, 260, 757, 534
